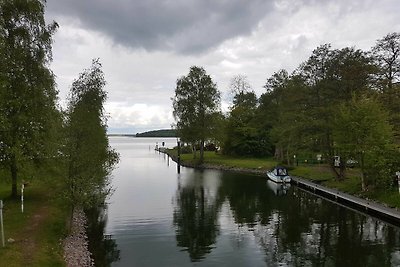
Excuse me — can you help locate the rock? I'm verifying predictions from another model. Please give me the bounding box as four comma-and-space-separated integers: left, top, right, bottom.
63, 208, 94, 267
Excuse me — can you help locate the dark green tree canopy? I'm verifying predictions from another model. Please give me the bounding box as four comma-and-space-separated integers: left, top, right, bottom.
0, 0, 59, 197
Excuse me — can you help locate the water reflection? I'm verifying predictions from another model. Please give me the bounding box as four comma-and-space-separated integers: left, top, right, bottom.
107, 138, 400, 266
173, 170, 223, 261
266, 180, 290, 196
86, 205, 120, 266
173, 170, 400, 266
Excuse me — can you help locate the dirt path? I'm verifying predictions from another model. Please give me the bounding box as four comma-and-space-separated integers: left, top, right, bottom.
19, 205, 50, 265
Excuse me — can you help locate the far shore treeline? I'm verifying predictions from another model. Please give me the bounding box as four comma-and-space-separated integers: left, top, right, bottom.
135, 129, 177, 137
172, 33, 400, 192
0, 0, 119, 210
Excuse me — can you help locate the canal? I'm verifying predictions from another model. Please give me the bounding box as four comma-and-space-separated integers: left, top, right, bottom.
95, 136, 400, 266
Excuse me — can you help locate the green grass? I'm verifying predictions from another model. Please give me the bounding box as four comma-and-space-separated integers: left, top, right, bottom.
372, 190, 400, 208
0, 163, 68, 266
169, 150, 278, 170
290, 165, 335, 181
324, 176, 362, 195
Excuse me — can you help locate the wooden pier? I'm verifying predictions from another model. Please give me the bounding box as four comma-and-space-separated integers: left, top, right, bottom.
292, 176, 400, 226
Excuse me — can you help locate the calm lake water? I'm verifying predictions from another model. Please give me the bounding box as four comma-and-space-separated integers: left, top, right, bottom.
98, 136, 400, 266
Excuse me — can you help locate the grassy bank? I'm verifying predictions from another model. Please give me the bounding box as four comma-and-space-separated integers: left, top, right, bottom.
0, 163, 69, 267
168, 150, 400, 208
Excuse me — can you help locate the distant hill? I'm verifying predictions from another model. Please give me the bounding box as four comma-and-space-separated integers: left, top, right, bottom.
135, 129, 177, 137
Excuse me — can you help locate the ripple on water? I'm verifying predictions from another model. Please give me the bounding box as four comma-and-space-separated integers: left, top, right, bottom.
107, 215, 174, 236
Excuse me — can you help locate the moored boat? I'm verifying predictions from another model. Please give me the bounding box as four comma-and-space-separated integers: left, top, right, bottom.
267, 166, 291, 183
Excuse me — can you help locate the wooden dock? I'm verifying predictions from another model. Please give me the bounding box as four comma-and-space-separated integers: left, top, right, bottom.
291, 176, 400, 226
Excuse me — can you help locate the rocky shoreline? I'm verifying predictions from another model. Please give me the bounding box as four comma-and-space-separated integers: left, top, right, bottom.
63, 208, 94, 267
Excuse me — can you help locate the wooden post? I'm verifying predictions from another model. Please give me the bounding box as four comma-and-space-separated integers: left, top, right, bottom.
396, 171, 400, 194
21, 184, 24, 213
0, 200, 4, 247
177, 140, 181, 174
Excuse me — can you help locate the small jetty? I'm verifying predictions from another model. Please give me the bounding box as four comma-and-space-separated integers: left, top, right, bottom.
292, 176, 400, 226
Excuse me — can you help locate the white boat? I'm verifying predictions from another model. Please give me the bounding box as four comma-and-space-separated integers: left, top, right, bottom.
267, 166, 291, 183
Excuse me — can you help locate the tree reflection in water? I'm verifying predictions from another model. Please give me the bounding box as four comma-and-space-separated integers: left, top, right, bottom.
86, 205, 120, 267
173, 170, 400, 265
173, 171, 224, 262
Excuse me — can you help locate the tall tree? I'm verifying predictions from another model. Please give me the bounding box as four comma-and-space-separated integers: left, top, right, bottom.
172, 66, 221, 163
296, 45, 375, 176
224, 91, 263, 156
334, 96, 394, 191
261, 69, 292, 161
372, 32, 400, 92
65, 59, 119, 208
0, 0, 59, 197
372, 33, 400, 141
228, 74, 252, 103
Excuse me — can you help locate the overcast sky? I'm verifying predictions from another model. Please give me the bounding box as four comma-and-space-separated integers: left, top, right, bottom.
45, 0, 400, 134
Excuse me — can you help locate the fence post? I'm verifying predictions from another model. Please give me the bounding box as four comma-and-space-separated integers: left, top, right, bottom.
21, 184, 24, 213
396, 171, 400, 194
0, 200, 5, 247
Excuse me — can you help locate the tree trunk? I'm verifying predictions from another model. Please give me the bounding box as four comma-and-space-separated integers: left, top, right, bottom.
274, 146, 283, 161
339, 160, 346, 181
286, 149, 291, 166
11, 155, 18, 198
192, 144, 197, 159
330, 156, 341, 181
199, 139, 205, 163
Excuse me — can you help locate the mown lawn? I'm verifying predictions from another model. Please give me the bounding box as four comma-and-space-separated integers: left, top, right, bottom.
179, 151, 279, 170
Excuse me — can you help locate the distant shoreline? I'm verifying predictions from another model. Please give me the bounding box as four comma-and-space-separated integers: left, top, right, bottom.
108, 129, 177, 138
107, 134, 136, 137
108, 134, 178, 138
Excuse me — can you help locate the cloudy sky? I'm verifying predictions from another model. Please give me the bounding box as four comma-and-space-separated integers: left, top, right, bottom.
45, 0, 400, 134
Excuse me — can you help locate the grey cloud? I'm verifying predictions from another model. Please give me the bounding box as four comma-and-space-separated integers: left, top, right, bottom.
47, 0, 276, 54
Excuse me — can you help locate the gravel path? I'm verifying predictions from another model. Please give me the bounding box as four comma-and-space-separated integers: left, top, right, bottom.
63, 208, 94, 267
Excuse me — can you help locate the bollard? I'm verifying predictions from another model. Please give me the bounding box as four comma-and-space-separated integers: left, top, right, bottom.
0, 200, 4, 247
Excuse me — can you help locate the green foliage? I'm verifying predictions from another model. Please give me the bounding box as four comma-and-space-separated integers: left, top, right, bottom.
0, 0, 60, 197
224, 91, 273, 156
372, 32, 400, 91
260, 70, 309, 163
372, 33, 400, 141
208, 33, 400, 191
172, 66, 221, 162
334, 96, 396, 190
65, 59, 119, 209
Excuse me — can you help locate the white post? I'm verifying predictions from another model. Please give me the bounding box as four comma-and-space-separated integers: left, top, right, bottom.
396, 171, 400, 194
0, 200, 4, 247
21, 184, 24, 213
